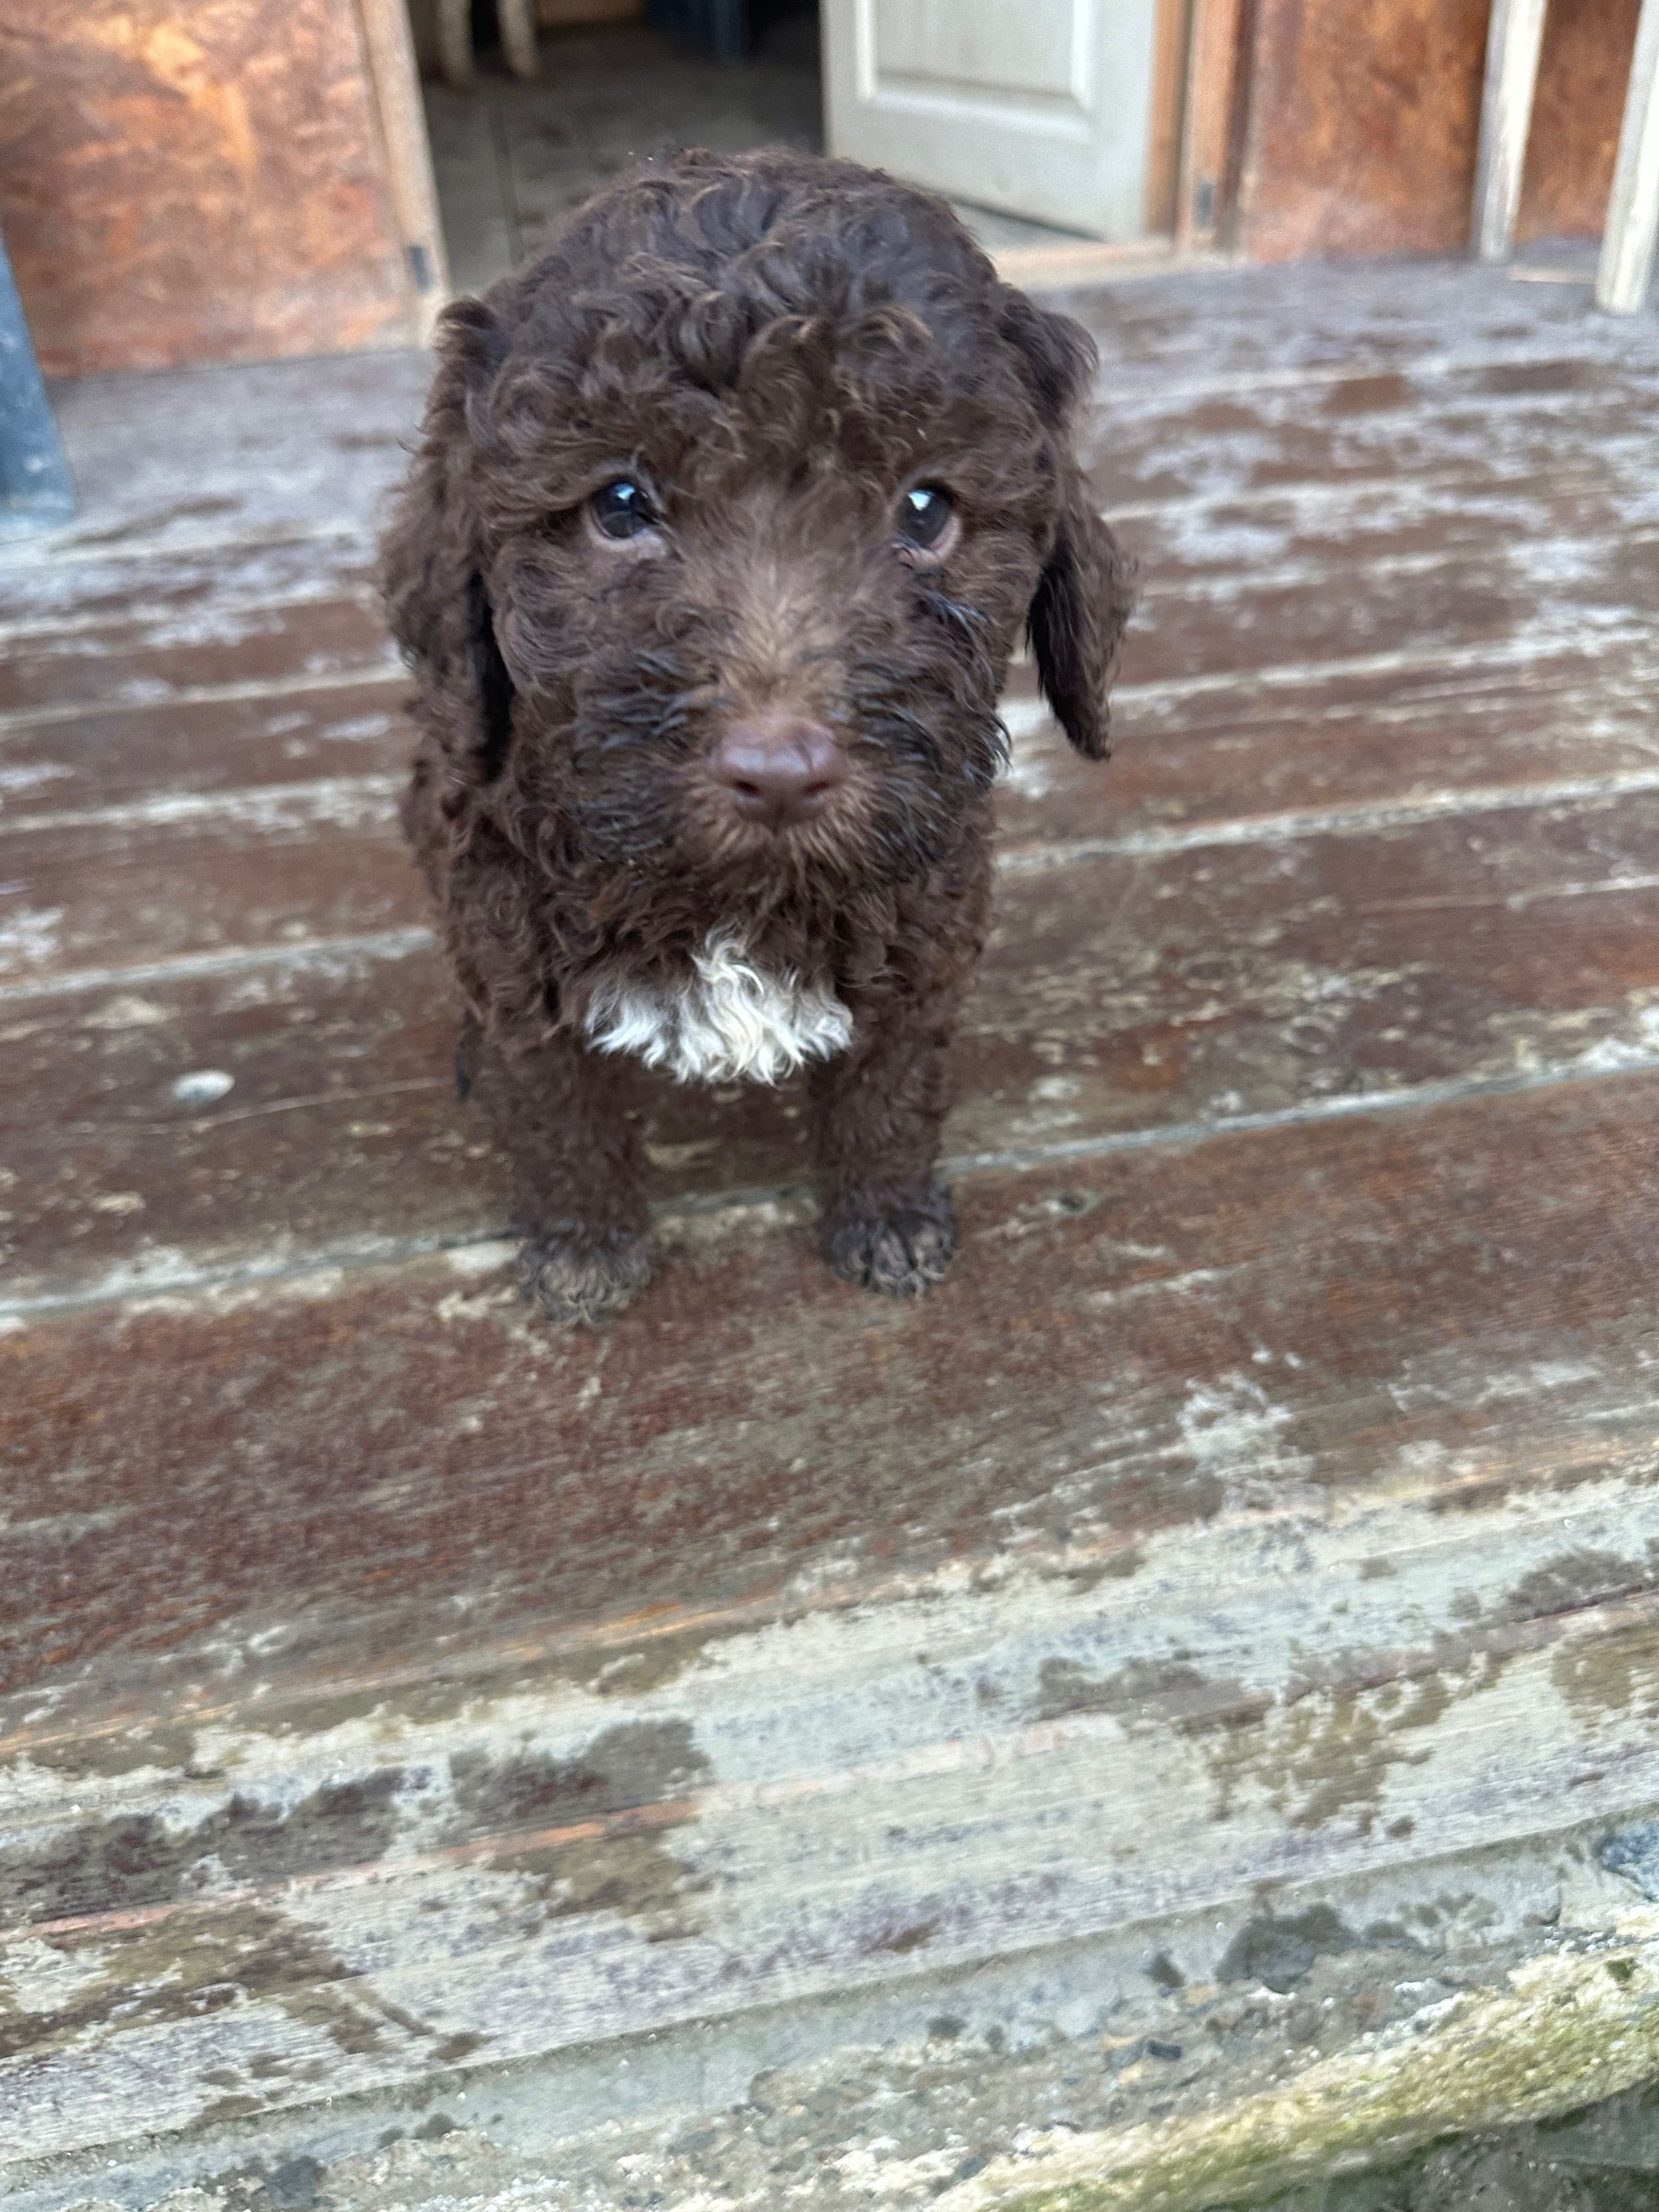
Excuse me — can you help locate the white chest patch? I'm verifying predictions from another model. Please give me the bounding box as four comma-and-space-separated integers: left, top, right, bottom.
583, 929, 853, 1086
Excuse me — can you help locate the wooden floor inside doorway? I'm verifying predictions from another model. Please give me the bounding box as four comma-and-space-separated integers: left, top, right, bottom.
4, 255, 1659, 2189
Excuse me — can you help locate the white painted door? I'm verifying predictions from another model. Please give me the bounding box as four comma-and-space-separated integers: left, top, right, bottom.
822, 0, 1166, 241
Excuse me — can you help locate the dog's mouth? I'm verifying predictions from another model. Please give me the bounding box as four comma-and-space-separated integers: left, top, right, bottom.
689, 766, 872, 879
562, 674, 974, 895
678, 699, 979, 891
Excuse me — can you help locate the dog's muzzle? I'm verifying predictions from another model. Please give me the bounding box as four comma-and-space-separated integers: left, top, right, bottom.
708, 712, 848, 833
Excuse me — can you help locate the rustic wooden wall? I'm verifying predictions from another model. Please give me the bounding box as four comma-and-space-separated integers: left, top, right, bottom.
0, 0, 420, 377
1231, 0, 1643, 261
1518, 0, 1644, 242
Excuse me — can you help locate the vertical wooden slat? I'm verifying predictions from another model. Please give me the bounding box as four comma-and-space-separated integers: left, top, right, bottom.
436, 0, 473, 86
1471, 0, 1549, 263
1146, 0, 1197, 236
500, 0, 541, 76
1175, 0, 1246, 250
1515, 0, 1642, 245
1596, 0, 1659, 312
356, 0, 452, 335
1229, 0, 1491, 264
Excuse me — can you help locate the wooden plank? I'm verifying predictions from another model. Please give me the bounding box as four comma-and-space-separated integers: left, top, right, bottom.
1114, 466, 1659, 584
0, 346, 429, 569
1519, 0, 1644, 246
0, 795, 416, 988
0, 594, 392, 722
7, 624, 1659, 981
0, 0, 419, 377
3, 1072, 1657, 2159
1146, 0, 1197, 237
1229, 0, 1646, 264
1057, 256, 1659, 380
1471, 0, 1549, 265
3, 785, 1658, 1306
1115, 523, 1659, 690
0, 529, 380, 637
7, 476, 1655, 736
356, 0, 453, 336
1174, 0, 1245, 250
1085, 370, 1659, 515
997, 644, 1659, 845
1597, 0, 1659, 314
0, 678, 407, 826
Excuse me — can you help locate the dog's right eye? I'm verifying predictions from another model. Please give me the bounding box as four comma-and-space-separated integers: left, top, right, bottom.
895, 485, 957, 560
589, 479, 660, 542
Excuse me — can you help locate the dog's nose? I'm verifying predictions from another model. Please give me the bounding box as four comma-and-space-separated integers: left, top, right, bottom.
710, 714, 848, 830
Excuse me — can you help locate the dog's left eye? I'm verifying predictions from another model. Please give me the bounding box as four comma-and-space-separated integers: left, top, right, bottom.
589, 479, 661, 541
895, 486, 956, 556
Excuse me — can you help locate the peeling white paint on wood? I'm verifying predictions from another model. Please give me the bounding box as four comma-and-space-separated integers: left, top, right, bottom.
5, 254, 1659, 2201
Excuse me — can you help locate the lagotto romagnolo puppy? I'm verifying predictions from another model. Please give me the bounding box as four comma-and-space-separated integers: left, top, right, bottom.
382, 146, 1133, 1323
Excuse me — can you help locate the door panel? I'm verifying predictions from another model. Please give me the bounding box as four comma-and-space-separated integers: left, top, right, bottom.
824, 0, 1168, 239
872, 0, 1083, 102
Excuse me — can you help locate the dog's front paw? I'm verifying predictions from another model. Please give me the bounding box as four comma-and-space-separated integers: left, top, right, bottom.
824, 1187, 958, 1298
520, 1227, 652, 1325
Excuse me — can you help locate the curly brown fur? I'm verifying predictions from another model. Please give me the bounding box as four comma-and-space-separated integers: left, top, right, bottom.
383, 146, 1132, 1322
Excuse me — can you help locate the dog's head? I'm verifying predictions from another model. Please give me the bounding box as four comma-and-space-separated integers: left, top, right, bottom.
385, 149, 1132, 927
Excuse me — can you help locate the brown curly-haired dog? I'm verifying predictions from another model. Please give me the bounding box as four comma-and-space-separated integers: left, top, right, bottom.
383, 146, 1132, 1323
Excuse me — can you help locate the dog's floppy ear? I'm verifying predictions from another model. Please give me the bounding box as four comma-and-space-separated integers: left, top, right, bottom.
381, 299, 517, 780
1027, 463, 1135, 760
464, 570, 516, 782
1000, 291, 1136, 761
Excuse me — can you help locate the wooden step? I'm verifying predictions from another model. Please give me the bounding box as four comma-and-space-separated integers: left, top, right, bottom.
4, 1073, 1658, 2166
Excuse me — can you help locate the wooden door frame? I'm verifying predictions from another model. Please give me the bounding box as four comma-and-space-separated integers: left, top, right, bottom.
994, 0, 1252, 286
365, 0, 1256, 317
356, 0, 452, 337
1175, 0, 1250, 251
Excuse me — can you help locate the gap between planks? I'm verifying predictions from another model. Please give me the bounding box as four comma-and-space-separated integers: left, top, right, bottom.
5, 1052, 1658, 1322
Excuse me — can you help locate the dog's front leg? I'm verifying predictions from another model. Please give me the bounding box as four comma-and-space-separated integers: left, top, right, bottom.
809, 986, 964, 1299
462, 1019, 651, 1324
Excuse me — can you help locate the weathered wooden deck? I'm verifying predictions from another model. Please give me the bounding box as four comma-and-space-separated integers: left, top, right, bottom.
5, 257, 1659, 2209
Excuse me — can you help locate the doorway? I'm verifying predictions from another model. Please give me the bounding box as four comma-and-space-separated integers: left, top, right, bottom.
415, 0, 1096, 298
